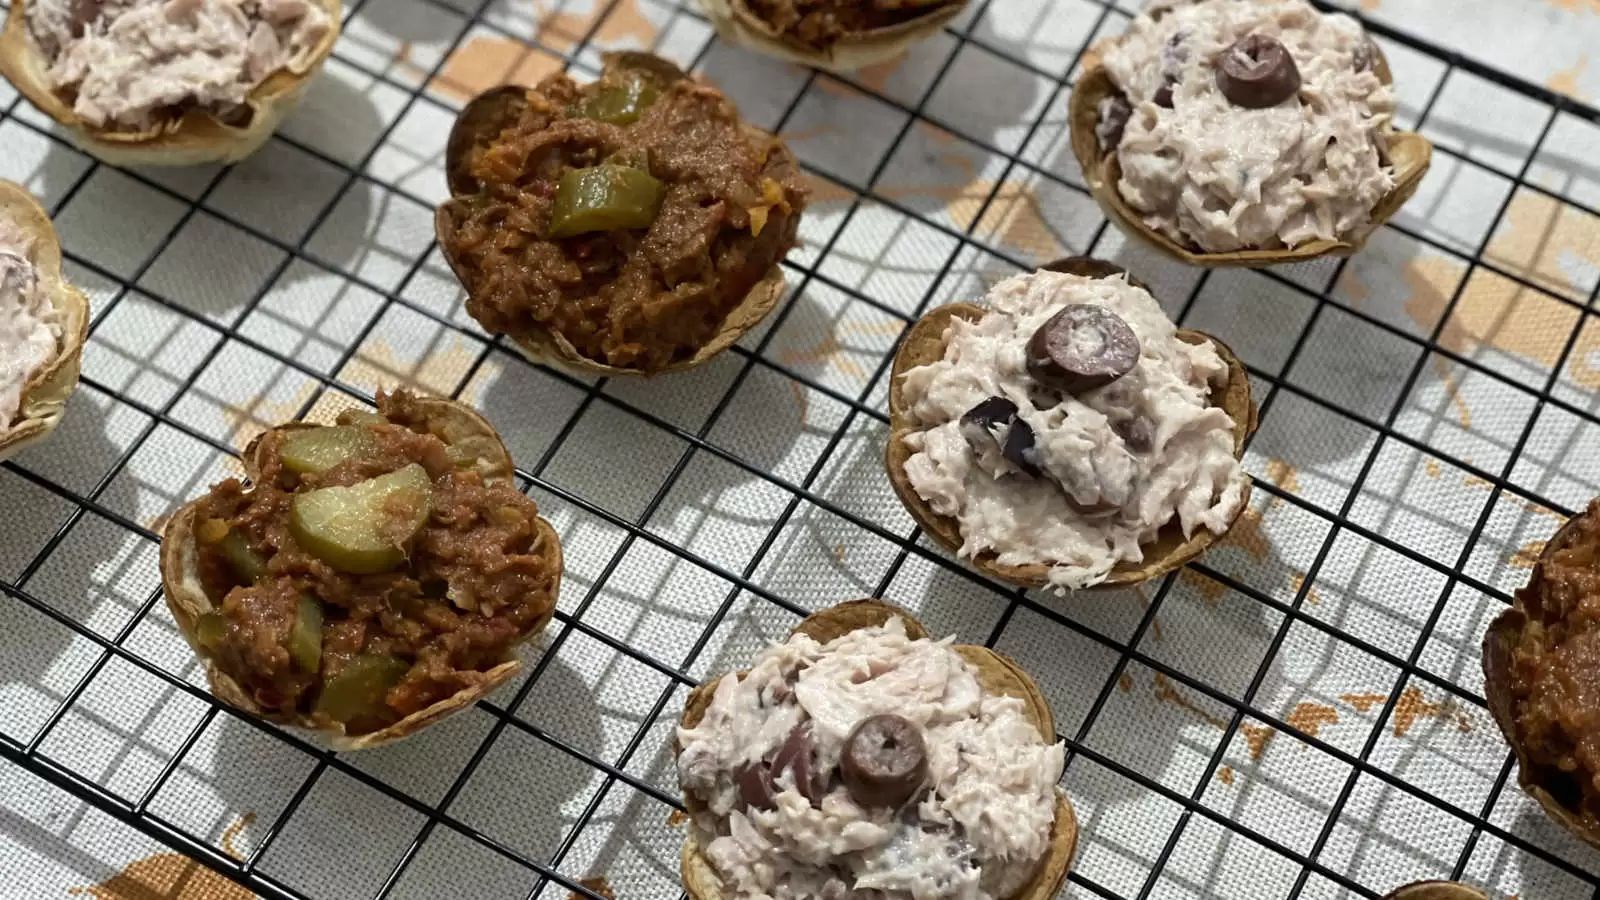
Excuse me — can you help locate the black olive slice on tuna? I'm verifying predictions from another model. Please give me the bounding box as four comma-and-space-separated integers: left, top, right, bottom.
735, 761, 776, 811
1001, 417, 1043, 478
1027, 305, 1140, 394
770, 724, 827, 806
1114, 416, 1155, 454
1096, 92, 1133, 149
841, 714, 928, 808
1215, 34, 1302, 109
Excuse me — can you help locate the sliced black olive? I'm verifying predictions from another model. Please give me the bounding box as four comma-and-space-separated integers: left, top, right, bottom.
1114, 416, 1154, 454
770, 725, 826, 806
840, 714, 928, 808
1027, 304, 1141, 394
1154, 31, 1189, 108
1215, 34, 1302, 109
1097, 92, 1133, 149
1352, 38, 1375, 73
1153, 77, 1177, 109
735, 761, 776, 811
960, 396, 1018, 430
1001, 417, 1042, 478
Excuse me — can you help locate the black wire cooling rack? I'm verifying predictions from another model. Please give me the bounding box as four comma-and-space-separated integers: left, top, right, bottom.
3, 0, 1600, 897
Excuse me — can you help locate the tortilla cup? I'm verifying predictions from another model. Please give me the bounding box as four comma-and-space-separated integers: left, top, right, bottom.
435, 56, 797, 378
698, 0, 967, 72
0, 0, 340, 166
1067, 36, 1432, 267
884, 256, 1256, 591
159, 393, 563, 751
676, 599, 1077, 900
0, 180, 88, 464
1383, 883, 1487, 900
1482, 509, 1600, 848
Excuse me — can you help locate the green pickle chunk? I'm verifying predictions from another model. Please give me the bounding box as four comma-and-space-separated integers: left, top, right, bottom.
289, 463, 433, 574
194, 612, 228, 650
218, 529, 268, 583
289, 594, 323, 672
280, 425, 380, 475
314, 653, 411, 727
547, 165, 666, 238
576, 75, 660, 125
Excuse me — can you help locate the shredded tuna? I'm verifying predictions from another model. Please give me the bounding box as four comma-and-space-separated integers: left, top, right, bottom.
26, 0, 330, 132
0, 219, 60, 430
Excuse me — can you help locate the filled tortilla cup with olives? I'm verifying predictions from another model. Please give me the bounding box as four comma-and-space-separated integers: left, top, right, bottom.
1483, 502, 1600, 849
436, 51, 807, 378
676, 599, 1077, 900
0, 0, 339, 167
0, 180, 88, 464
698, 0, 967, 73
1382, 884, 1487, 900
160, 390, 563, 751
885, 256, 1256, 592
1067, 2, 1431, 267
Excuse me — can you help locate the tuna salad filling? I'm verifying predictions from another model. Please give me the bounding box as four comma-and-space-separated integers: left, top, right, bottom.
26, 0, 331, 132
188, 391, 558, 737
898, 269, 1246, 591
1097, 0, 1395, 252
0, 217, 61, 430
677, 617, 1064, 900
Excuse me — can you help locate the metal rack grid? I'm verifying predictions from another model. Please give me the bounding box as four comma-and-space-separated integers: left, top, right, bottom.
0, 0, 1598, 898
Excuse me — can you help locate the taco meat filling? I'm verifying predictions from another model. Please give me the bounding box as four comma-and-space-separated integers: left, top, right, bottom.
742, 0, 960, 49
1507, 500, 1600, 826
441, 55, 808, 372
187, 391, 557, 736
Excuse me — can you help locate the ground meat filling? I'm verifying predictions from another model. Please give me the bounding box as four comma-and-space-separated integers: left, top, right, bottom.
1509, 500, 1600, 825
744, 0, 957, 48
444, 60, 807, 372
191, 392, 556, 735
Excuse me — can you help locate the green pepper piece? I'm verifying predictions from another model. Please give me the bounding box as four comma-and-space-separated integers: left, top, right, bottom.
576, 75, 661, 125
547, 165, 666, 239
218, 529, 268, 583
314, 653, 411, 726
289, 594, 324, 673
194, 612, 229, 650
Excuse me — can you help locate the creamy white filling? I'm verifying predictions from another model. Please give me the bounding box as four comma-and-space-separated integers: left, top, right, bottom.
898, 270, 1246, 591
1101, 0, 1395, 252
0, 220, 61, 430
677, 618, 1064, 900
27, 0, 330, 131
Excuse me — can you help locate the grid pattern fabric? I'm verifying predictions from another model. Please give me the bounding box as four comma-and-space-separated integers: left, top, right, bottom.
1, 0, 1600, 898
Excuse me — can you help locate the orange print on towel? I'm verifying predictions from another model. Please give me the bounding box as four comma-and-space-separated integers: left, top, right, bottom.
71, 815, 256, 900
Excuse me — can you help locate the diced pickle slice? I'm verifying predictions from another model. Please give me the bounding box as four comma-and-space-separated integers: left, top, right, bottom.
314, 653, 410, 725
194, 612, 228, 650
280, 425, 380, 475
547, 165, 666, 238
218, 529, 268, 583
576, 75, 660, 125
289, 594, 323, 672
289, 464, 433, 574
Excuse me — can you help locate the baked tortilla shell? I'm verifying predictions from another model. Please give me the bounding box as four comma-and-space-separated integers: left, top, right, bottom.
0, 0, 340, 166
1482, 511, 1600, 849
1066, 43, 1431, 267
699, 0, 966, 72
1382, 882, 1488, 900
159, 394, 562, 751
0, 180, 88, 463
676, 598, 1076, 900
884, 256, 1257, 591
436, 74, 797, 379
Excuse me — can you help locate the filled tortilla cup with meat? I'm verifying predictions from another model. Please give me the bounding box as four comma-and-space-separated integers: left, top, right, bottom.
1382, 884, 1487, 900
160, 390, 563, 751
886, 256, 1256, 592
676, 599, 1077, 900
0, 180, 88, 463
698, 0, 968, 73
1482, 501, 1600, 849
0, 0, 339, 167
436, 52, 807, 379
1067, 0, 1430, 267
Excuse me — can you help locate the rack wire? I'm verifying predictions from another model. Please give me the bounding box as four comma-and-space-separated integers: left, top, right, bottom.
2, 0, 1599, 897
